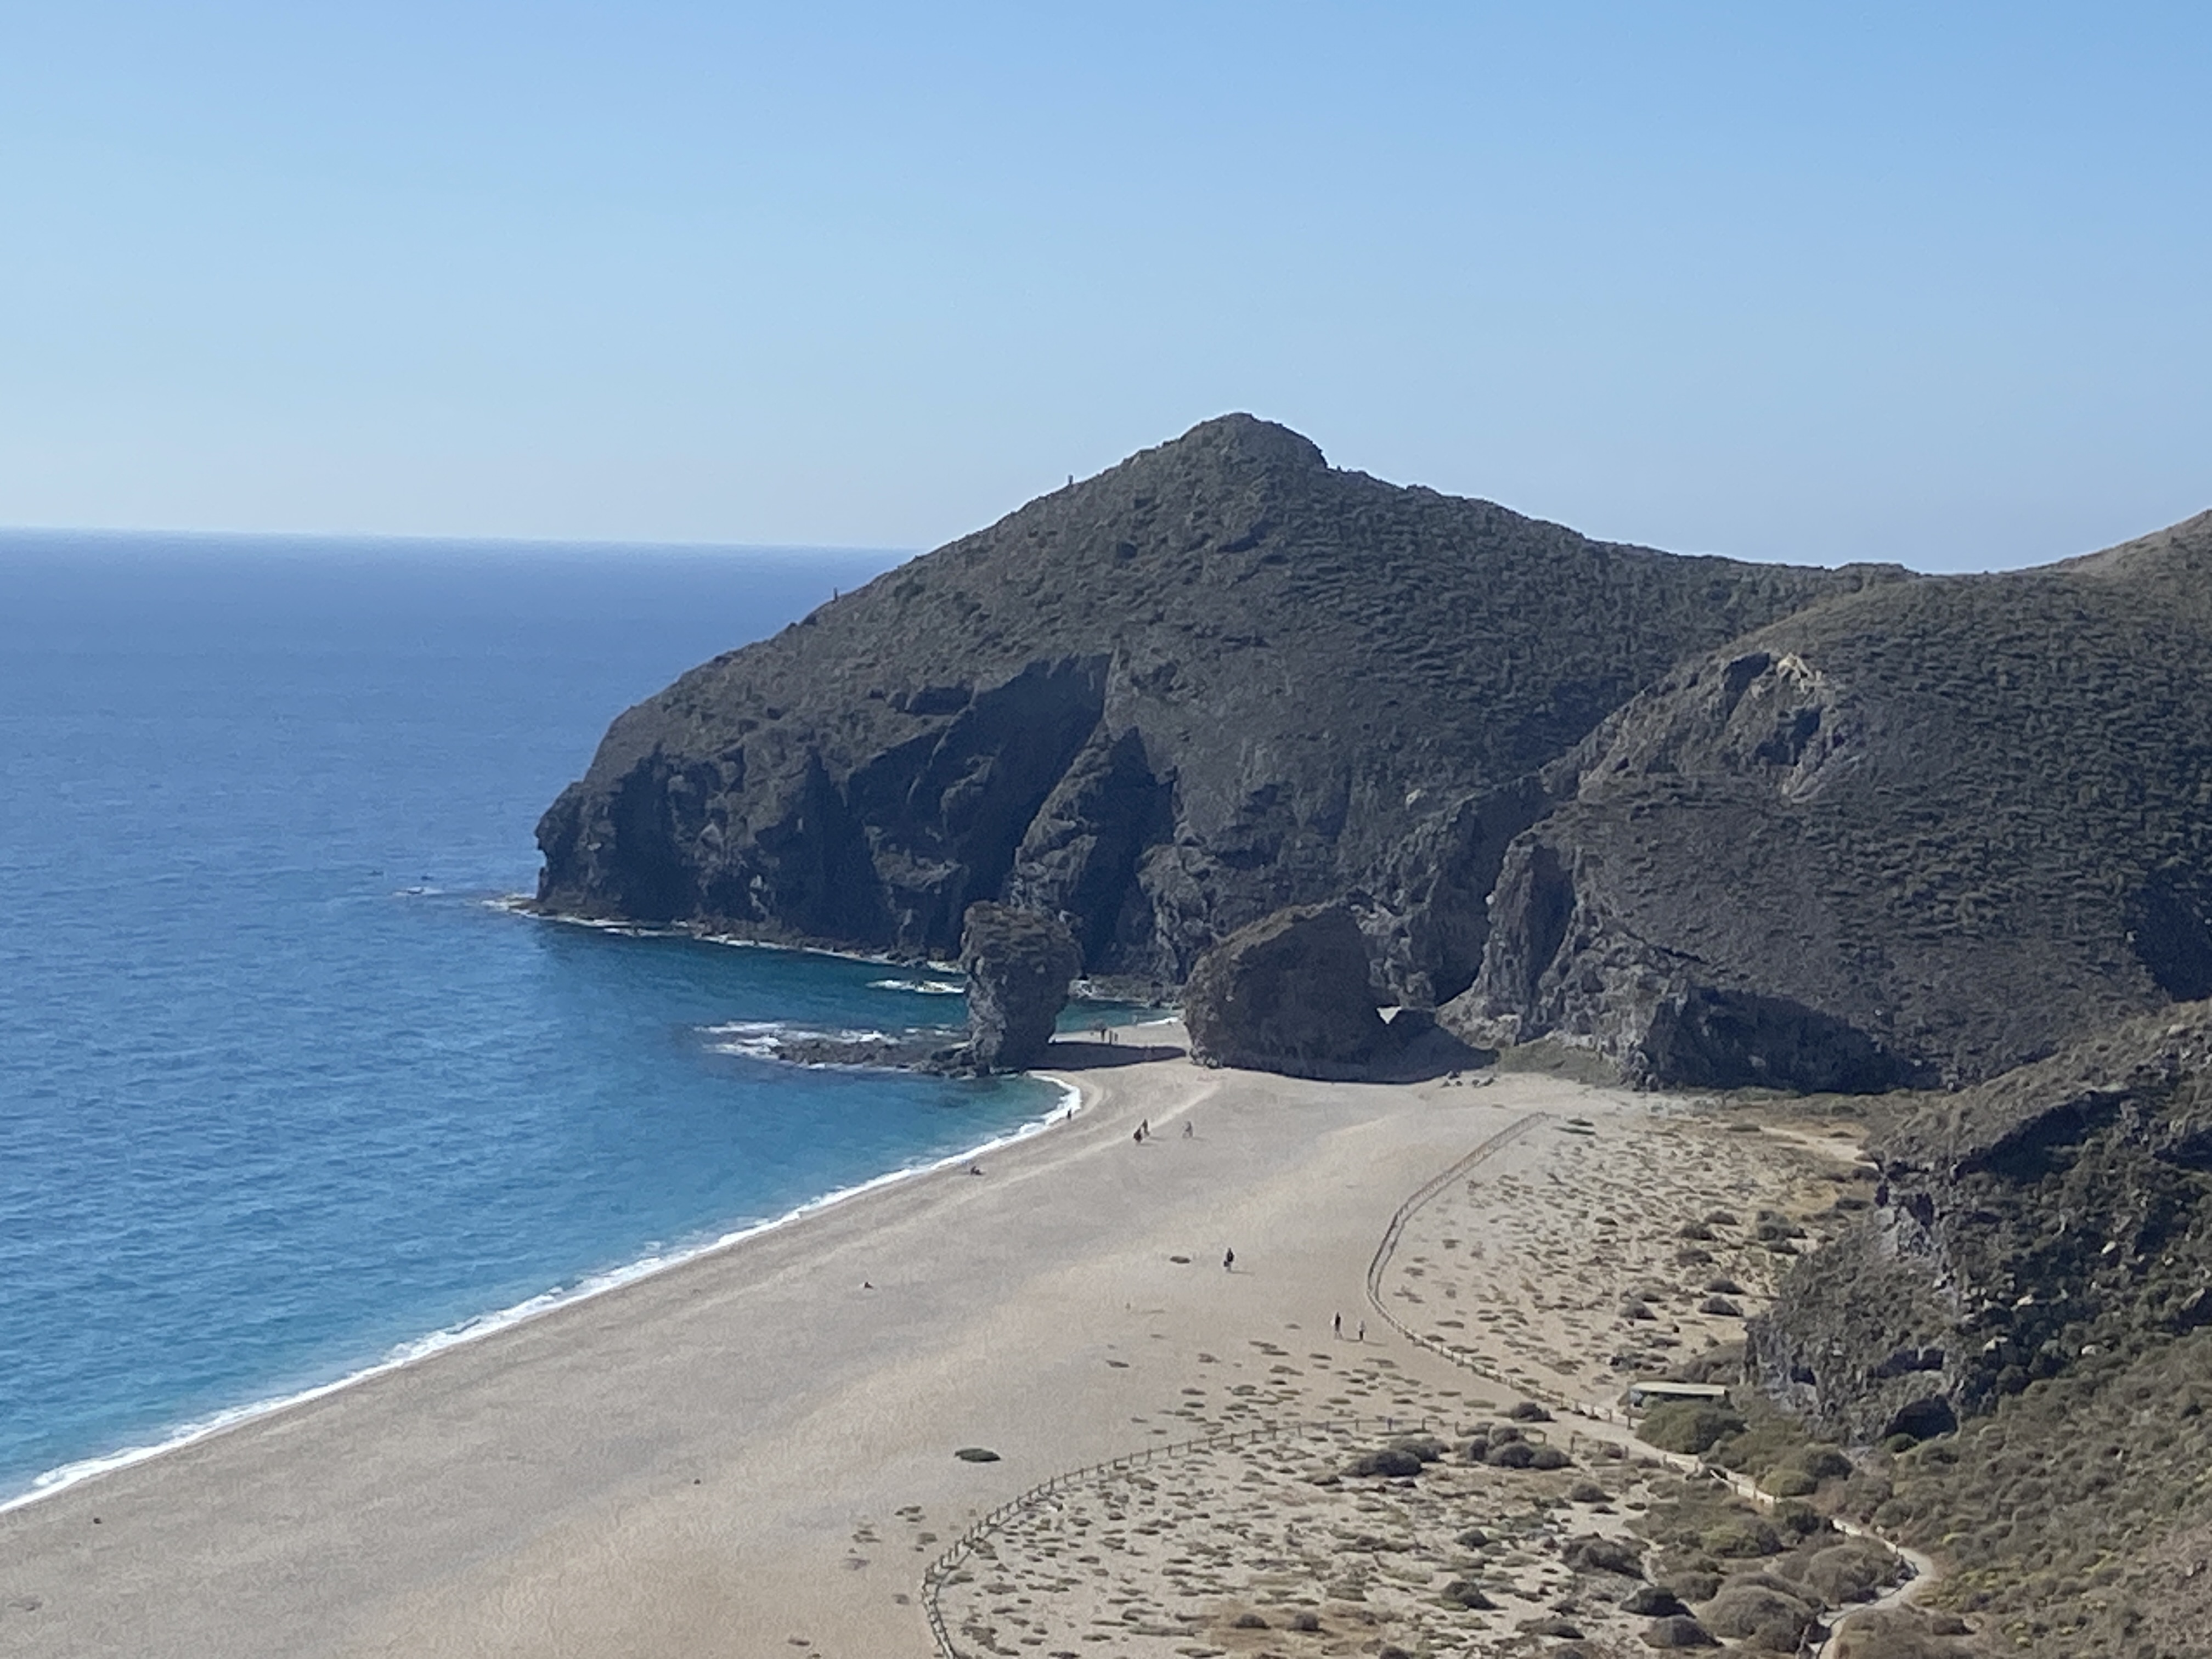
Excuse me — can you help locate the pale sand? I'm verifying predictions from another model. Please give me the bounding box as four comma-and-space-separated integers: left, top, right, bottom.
932, 1087, 1877, 1659
0, 1039, 1848, 1659
933, 1415, 1687, 1656
1378, 1107, 1869, 1411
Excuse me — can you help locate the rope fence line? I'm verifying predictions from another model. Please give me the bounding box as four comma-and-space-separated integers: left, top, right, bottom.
1364, 1110, 1551, 1401
919, 1412, 1443, 1659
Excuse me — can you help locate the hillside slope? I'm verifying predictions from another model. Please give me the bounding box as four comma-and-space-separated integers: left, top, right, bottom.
1447, 509, 2212, 1087
535, 416, 1887, 996
1748, 1005, 2212, 1655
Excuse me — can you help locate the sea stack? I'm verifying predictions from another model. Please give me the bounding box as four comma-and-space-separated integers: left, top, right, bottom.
956, 902, 1080, 1072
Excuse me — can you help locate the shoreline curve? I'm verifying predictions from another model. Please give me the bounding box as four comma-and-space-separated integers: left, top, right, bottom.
0, 1072, 1086, 1516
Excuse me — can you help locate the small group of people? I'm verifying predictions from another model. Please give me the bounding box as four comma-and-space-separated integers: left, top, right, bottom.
1330, 1311, 1365, 1341
1130, 1117, 1195, 1143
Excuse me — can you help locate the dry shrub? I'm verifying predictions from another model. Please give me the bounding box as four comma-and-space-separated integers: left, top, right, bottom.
1702, 1517, 1782, 1558
1832, 1607, 1973, 1658
1796, 1537, 1898, 1605
1641, 1401, 1745, 1454
1642, 1613, 1719, 1648
1796, 1445, 1853, 1481
1344, 1445, 1423, 1478
1564, 1534, 1644, 1577
1702, 1583, 1818, 1649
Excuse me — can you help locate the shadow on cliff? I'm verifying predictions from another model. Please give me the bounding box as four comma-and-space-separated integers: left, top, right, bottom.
1036, 1038, 1189, 1070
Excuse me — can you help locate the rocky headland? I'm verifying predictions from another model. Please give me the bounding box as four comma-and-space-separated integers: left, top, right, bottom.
534, 415, 1890, 1011
537, 414, 2212, 1099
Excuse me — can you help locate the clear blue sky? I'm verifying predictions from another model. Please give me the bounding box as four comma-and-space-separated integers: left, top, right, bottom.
1, 3, 2205, 571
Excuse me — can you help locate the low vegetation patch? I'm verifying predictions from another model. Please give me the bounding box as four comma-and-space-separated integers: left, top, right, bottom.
1856, 1327, 2212, 1656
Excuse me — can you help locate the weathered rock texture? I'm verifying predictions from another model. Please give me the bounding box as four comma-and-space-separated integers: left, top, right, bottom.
1183, 904, 1391, 1077
1447, 509, 2212, 1088
534, 415, 1887, 1000
1750, 1002, 2212, 1443
956, 902, 1080, 1072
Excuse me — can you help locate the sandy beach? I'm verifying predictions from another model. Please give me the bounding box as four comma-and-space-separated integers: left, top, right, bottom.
0, 1035, 1855, 1659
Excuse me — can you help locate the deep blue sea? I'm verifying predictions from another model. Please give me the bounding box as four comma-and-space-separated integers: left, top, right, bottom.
0, 533, 1080, 1508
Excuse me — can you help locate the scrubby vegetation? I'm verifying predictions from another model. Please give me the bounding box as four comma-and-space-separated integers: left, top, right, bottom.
1468, 510, 2212, 1088
1860, 1328, 2212, 1656
1729, 1003, 2212, 1655
1625, 1477, 1937, 1654
1640, 1400, 1747, 1456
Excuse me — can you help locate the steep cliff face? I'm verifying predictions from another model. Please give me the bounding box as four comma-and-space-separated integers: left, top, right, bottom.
536, 415, 1886, 994
1748, 1005, 2212, 1444
1448, 509, 2212, 1087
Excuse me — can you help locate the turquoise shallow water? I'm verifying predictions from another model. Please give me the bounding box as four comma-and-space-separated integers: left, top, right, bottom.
0, 534, 1074, 1505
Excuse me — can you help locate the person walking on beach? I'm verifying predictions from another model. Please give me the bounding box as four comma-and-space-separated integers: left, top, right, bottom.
1333, 1311, 1342, 1338
1357, 1318, 1366, 1342
1223, 1247, 1235, 1272
1182, 1119, 1193, 1139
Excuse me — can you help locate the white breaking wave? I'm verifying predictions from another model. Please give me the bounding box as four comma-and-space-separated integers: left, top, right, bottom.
494, 898, 965, 976
698, 1021, 900, 1061
868, 978, 964, 995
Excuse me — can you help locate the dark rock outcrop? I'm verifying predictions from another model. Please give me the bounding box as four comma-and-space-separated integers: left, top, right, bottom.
1750, 1002, 2212, 1442
1184, 904, 1390, 1077
534, 415, 1889, 998
747, 1030, 955, 1070
956, 902, 1080, 1072
1448, 509, 2212, 1088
